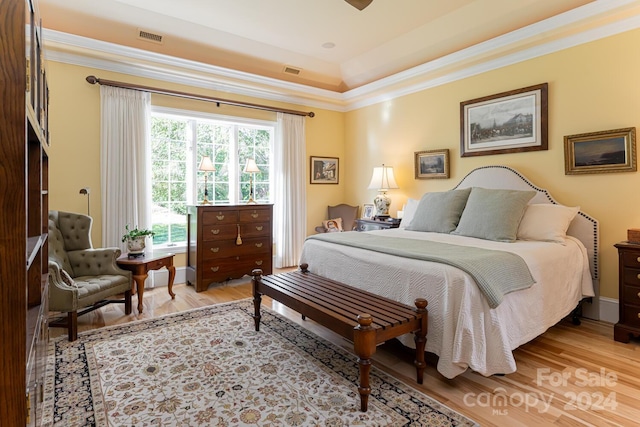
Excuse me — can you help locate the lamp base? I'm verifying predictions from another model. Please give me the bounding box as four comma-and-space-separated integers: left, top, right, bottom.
373, 192, 391, 216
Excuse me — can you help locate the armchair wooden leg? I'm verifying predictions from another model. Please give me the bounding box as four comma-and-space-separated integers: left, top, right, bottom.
68, 311, 78, 342
124, 290, 132, 315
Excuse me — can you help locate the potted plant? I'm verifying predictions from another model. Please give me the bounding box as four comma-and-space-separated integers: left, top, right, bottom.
121, 224, 155, 256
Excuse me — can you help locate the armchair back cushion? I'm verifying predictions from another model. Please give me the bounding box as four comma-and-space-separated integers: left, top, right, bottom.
327, 204, 359, 231
49, 210, 93, 251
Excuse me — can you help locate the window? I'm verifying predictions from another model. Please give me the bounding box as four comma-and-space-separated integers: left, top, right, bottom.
150, 108, 274, 248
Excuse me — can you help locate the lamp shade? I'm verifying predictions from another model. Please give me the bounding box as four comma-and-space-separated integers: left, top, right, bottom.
198, 156, 216, 172
243, 158, 260, 173
367, 165, 399, 191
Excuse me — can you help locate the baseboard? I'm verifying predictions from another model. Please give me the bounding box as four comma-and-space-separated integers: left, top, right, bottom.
598, 296, 618, 324
148, 266, 187, 288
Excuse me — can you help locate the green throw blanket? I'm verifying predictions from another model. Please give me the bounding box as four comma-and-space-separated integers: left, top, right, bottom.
307, 232, 535, 309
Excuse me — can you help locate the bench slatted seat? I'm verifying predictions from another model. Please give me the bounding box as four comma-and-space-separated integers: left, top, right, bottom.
251, 263, 428, 412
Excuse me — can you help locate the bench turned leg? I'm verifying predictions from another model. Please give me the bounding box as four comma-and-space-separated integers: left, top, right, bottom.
354, 313, 376, 412
413, 298, 429, 384
251, 269, 264, 331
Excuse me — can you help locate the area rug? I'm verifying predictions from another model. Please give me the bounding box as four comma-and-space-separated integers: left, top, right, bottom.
42, 299, 476, 426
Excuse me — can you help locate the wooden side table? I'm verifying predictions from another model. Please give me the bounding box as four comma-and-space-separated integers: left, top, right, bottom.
355, 218, 401, 231
116, 252, 176, 313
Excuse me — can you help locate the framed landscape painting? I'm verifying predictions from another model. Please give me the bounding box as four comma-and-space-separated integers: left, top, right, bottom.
564, 127, 636, 175
310, 156, 339, 184
460, 83, 548, 157
414, 149, 449, 179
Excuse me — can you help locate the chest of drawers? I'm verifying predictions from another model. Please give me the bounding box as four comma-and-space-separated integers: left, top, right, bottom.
187, 204, 273, 292
614, 242, 640, 342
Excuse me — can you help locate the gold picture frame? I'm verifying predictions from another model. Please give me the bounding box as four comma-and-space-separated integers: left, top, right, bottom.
414, 149, 449, 179
564, 127, 636, 175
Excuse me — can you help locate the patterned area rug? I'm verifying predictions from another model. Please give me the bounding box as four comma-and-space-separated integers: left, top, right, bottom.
42, 299, 476, 426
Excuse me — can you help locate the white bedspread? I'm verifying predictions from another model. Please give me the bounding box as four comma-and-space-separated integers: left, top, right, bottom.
299, 229, 594, 379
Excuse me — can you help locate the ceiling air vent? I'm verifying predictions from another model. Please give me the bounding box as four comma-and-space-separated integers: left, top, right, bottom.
283, 66, 301, 76
137, 29, 164, 45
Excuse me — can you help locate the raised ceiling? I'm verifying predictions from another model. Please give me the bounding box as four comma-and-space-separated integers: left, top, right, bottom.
39, 0, 607, 93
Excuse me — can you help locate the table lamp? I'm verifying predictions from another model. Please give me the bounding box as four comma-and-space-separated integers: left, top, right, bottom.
243, 158, 260, 204
198, 156, 216, 204
367, 164, 399, 218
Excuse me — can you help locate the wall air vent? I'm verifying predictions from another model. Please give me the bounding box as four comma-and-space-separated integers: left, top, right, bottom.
137, 29, 164, 44
283, 66, 301, 75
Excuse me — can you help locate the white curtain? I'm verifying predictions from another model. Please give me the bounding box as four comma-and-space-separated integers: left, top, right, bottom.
100, 86, 151, 251
274, 113, 306, 268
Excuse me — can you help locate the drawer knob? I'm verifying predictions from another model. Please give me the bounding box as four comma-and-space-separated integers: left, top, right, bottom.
637, 257, 640, 263
211, 229, 220, 235
255, 243, 263, 248
217, 215, 225, 220
251, 213, 259, 219
211, 266, 219, 272
210, 247, 219, 253
638, 313, 640, 319
256, 226, 263, 231
255, 260, 263, 266
637, 273, 640, 280
637, 292, 640, 298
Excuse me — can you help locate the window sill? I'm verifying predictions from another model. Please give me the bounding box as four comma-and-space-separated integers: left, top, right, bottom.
152, 243, 187, 255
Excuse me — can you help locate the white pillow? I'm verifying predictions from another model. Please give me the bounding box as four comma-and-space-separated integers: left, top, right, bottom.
517, 204, 580, 244
399, 198, 419, 229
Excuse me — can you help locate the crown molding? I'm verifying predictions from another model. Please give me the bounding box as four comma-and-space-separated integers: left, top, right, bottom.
43, 0, 640, 113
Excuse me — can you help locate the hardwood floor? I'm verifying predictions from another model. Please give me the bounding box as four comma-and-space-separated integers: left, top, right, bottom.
49, 274, 640, 426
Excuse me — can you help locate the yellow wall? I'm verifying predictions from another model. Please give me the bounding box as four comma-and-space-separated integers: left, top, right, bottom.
47, 63, 345, 267
345, 28, 640, 299
48, 28, 640, 300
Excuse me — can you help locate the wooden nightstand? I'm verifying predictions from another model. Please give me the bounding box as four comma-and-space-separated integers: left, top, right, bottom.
614, 242, 640, 342
355, 218, 401, 231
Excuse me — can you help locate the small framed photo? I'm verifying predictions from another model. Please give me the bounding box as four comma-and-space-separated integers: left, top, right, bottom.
362, 204, 374, 219
564, 127, 636, 175
460, 83, 548, 157
310, 156, 339, 184
415, 149, 449, 179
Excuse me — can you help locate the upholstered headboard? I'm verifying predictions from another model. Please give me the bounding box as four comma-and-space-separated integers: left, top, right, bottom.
452, 165, 600, 318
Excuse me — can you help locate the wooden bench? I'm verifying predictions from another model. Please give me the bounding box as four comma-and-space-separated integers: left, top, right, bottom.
251, 263, 428, 412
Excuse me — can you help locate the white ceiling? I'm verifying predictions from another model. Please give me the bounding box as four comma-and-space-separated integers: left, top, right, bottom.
39, 0, 618, 93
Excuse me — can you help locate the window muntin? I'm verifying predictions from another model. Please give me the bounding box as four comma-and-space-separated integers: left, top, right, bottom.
150, 109, 273, 248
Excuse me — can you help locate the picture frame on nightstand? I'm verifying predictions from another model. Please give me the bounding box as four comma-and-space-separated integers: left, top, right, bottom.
362, 204, 374, 219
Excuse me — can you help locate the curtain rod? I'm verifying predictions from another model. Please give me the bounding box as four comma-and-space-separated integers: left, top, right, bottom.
85, 75, 315, 118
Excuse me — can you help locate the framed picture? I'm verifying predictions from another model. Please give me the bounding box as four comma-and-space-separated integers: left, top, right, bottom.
362, 204, 374, 219
310, 156, 339, 184
460, 83, 548, 157
564, 127, 636, 175
414, 149, 449, 179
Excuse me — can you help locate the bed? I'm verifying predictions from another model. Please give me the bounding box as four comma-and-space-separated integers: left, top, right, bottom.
299, 165, 599, 379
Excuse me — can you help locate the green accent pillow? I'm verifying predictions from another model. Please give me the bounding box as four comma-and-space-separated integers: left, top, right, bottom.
452, 187, 536, 242
405, 188, 472, 233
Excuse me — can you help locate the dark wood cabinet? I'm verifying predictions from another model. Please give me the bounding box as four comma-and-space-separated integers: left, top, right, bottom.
355, 218, 401, 231
1, 0, 50, 424
187, 205, 273, 292
614, 242, 640, 343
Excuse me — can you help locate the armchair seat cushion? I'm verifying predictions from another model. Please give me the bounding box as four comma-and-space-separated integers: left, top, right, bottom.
74, 274, 131, 304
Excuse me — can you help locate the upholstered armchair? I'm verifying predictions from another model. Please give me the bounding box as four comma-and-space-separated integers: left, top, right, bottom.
315, 204, 359, 233
48, 210, 132, 341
